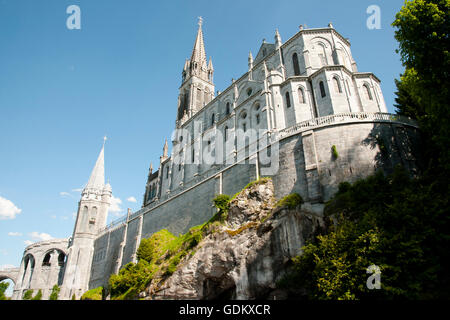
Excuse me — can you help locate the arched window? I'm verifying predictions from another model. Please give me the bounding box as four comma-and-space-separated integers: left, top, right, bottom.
58, 252, 66, 267
147, 185, 152, 201
191, 148, 195, 163
256, 114, 260, 125
298, 87, 305, 104
319, 81, 326, 98
166, 166, 169, 179
333, 77, 342, 93
285, 91, 291, 108
224, 126, 229, 141
42, 252, 51, 267
211, 113, 215, 126
363, 83, 373, 100
243, 123, 247, 132
292, 53, 300, 76
225, 102, 230, 115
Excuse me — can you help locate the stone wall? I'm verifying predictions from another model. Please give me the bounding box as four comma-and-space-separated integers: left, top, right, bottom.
87, 119, 420, 292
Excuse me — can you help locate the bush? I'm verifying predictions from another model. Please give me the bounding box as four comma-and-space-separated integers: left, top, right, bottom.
213, 194, 231, 212
81, 287, 103, 300
276, 193, 304, 209
22, 289, 33, 300
0, 282, 10, 300
49, 285, 60, 300
31, 289, 42, 300
331, 145, 339, 159
280, 166, 450, 299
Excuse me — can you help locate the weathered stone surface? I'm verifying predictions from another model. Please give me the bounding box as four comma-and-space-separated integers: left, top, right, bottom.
147, 180, 324, 300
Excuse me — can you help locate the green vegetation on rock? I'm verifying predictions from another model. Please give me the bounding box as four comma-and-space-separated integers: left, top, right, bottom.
275, 193, 304, 209
81, 287, 103, 300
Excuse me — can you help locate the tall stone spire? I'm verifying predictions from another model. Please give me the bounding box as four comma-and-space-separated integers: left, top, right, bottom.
84, 140, 105, 191
190, 17, 207, 68
177, 17, 215, 126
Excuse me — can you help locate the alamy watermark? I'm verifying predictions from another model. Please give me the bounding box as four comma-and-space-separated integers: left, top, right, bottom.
366, 5, 381, 30
366, 264, 381, 290
169, 121, 279, 176
66, 5, 81, 30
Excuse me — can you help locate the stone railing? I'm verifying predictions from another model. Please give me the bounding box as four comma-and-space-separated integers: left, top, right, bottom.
99, 112, 418, 235
276, 112, 418, 140
97, 215, 127, 235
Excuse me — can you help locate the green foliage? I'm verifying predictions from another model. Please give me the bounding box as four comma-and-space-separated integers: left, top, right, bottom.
275, 193, 304, 209
49, 285, 60, 300
137, 229, 177, 264
331, 145, 339, 159
231, 177, 272, 200
213, 194, 231, 213
109, 225, 208, 299
71, 294, 76, 300
81, 287, 103, 300
22, 289, 33, 300
392, 0, 450, 172
0, 282, 10, 300
281, 166, 450, 299
31, 289, 42, 300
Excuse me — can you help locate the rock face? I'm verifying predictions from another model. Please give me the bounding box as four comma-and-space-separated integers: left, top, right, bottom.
147, 180, 324, 300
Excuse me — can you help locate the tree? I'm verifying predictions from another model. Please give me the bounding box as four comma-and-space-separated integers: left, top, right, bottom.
280, 167, 450, 299
392, 0, 450, 172
49, 285, 60, 300
22, 289, 33, 300
31, 289, 42, 300
0, 282, 9, 300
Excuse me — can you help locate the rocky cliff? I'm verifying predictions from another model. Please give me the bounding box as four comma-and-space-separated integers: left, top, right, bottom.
140, 179, 325, 300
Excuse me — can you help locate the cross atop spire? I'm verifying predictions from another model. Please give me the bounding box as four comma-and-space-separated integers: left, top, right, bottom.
190, 18, 207, 67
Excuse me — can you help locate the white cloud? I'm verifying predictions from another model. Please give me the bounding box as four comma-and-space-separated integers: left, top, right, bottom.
28, 231, 53, 242
24, 240, 34, 246
126, 196, 137, 203
59, 191, 71, 197
0, 264, 15, 270
72, 188, 83, 192
7, 232, 22, 237
109, 196, 123, 215
0, 196, 22, 220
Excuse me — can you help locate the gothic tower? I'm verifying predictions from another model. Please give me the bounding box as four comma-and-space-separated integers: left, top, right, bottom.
177, 17, 215, 127
60, 140, 111, 299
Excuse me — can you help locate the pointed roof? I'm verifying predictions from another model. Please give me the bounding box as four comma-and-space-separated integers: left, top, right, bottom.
208, 57, 213, 70
85, 143, 105, 191
190, 17, 207, 66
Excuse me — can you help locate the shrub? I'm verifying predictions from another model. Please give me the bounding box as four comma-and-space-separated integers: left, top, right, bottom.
276, 193, 304, 209
49, 285, 60, 300
31, 289, 42, 300
81, 287, 103, 300
0, 282, 10, 300
213, 194, 231, 212
331, 145, 339, 159
22, 289, 33, 300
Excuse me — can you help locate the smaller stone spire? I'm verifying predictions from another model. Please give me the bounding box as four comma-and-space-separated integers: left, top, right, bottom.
208, 57, 213, 71
275, 29, 282, 49
248, 51, 254, 70
163, 139, 168, 158
84, 139, 106, 191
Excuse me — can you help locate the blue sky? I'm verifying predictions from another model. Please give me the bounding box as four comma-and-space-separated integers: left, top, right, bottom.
0, 0, 405, 289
